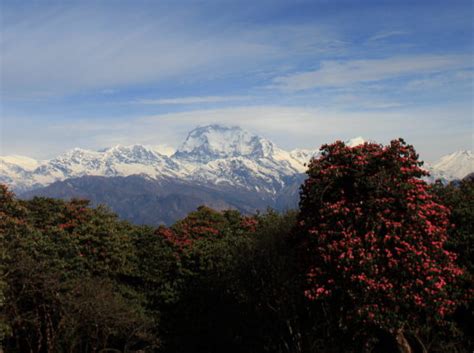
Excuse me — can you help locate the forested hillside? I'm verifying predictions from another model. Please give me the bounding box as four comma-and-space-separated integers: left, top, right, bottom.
1, 140, 472, 353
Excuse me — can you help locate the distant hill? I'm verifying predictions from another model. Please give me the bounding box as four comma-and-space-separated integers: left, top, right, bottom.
20, 174, 298, 225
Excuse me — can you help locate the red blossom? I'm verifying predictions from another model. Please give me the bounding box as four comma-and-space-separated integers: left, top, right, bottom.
296, 138, 464, 329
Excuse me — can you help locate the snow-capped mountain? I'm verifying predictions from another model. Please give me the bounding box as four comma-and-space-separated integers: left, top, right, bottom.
172, 125, 309, 193
1, 145, 182, 192
43, 145, 181, 178
345, 136, 366, 147
173, 125, 276, 163
426, 150, 473, 181
0, 156, 41, 192
1, 125, 472, 195
289, 149, 316, 166
0, 155, 40, 170
2, 125, 307, 194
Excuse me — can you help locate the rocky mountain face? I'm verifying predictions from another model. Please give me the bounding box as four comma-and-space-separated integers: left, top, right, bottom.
2, 125, 473, 225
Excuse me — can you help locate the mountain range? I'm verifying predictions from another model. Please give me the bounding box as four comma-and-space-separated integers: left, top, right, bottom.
2, 125, 472, 224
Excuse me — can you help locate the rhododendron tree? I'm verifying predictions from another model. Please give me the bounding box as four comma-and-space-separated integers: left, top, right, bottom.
296, 139, 464, 350
153, 206, 263, 352
156, 205, 257, 249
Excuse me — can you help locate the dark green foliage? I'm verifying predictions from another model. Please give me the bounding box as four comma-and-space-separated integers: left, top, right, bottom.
431, 178, 474, 352
151, 206, 302, 353
1, 191, 156, 352
1, 175, 472, 353
432, 179, 474, 273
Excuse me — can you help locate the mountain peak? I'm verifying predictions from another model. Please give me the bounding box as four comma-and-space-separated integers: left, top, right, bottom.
103, 144, 173, 165
430, 149, 473, 180
174, 124, 275, 162
106, 144, 154, 154
452, 150, 472, 157
56, 148, 101, 161
345, 136, 366, 147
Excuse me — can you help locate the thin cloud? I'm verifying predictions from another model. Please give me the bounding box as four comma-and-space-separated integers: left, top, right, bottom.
330, 94, 404, 110
0, 6, 276, 97
5, 104, 469, 162
368, 30, 408, 41
405, 69, 474, 91
0, 5, 341, 98
135, 96, 250, 105
271, 55, 472, 91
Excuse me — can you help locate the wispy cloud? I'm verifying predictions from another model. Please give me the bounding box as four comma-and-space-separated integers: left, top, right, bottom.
3, 104, 471, 162
135, 96, 250, 105
271, 55, 472, 91
0, 5, 275, 97
329, 94, 404, 110
405, 69, 474, 91
0, 5, 342, 98
368, 30, 408, 41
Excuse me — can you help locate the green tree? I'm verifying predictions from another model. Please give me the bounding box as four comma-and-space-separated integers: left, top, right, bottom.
153, 206, 254, 352
0, 185, 31, 348
2, 190, 157, 352
431, 178, 474, 351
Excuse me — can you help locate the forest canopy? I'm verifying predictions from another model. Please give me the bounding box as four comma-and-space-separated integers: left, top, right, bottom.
1, 139, 472, 353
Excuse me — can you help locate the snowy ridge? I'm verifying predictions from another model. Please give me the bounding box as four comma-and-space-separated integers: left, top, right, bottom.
427, 150, 473, 181
0, 155, 40, 170
1, 125, 472, 194
1, 145, 182, 192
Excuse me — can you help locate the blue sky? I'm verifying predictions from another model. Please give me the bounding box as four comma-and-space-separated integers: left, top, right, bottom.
0, 0, 472, 161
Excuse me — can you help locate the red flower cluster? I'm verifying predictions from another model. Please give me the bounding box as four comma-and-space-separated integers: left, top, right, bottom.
57, 200, 90, 232
155, 206, 257, 249
297, 139, 463, 329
